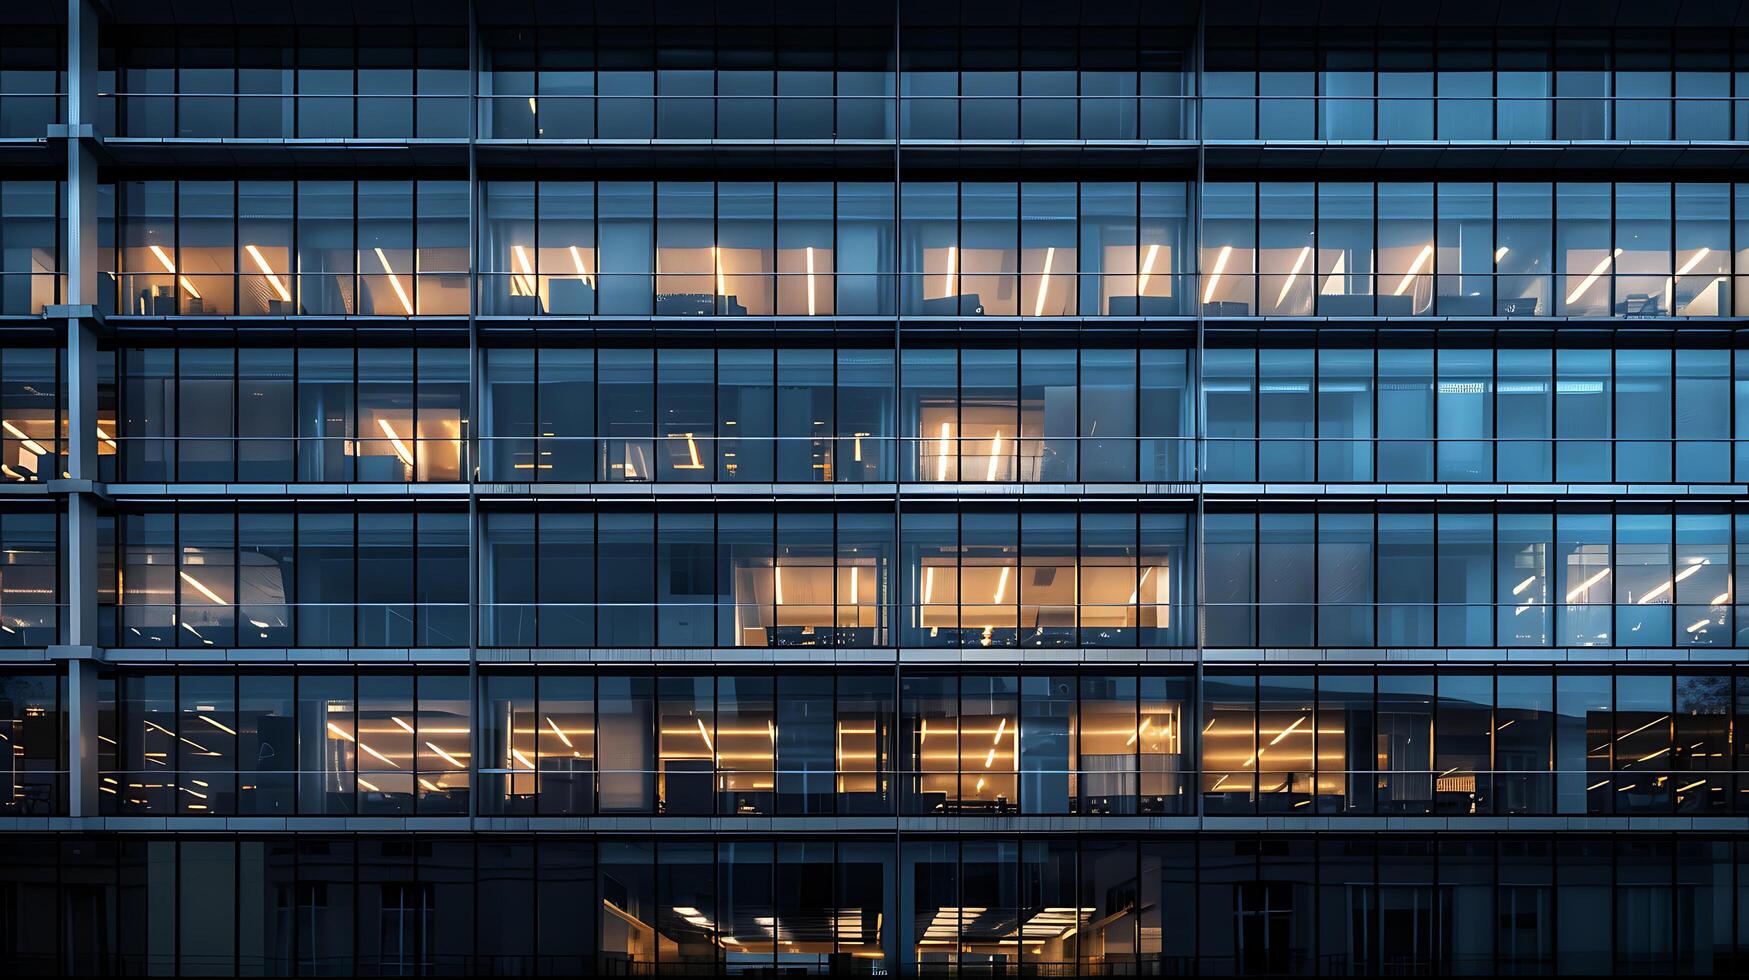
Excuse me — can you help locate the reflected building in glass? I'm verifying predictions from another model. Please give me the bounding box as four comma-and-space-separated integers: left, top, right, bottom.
11, 0, 1749, 974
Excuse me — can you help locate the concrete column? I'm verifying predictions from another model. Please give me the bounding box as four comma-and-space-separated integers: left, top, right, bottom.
66, 658, 100, 817
60, 0, 102, 649
60, 0, 106, 818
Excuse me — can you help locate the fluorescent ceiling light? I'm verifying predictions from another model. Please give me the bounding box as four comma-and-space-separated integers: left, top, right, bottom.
1201, 245, 1232, 304
1138, 243, 1160, 295
1032, 246, 1054, 317
1563, 248, 1621, 306
244, 244, 291, 303
1392, 244, 1434, 296
373, 247, 415, 315
148, 243, 201, 299
1275, 246, 1311, 307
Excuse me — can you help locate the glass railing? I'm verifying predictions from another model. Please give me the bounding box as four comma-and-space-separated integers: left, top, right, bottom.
898, 96, 1196, 141
94, 767, 1184, 818
88, 767, 1739, 818
481, 94, 899, 141
95, 94, 1205, 142
109, 436, 469, 484
96, 270, 1748, 319
477, 272, 899, 317
0, 770, 64, 815
95, 601, 1191, 649
104, 433, 1749, 486
104, 435, 1200, 485
1202, 602, 1736, 648
110, 602, 468, 648
0, 271, 63, 316
1196, 437, 1741, 486
1198, 273, 1733, 317
1200, 96, 1749, 143
100, 769, 467, 815
0, 604, 60, 646
1198, 768, 1733, 816
98, 592, 1747, 652
102, 94, 470, 139
0, 92, 61, 137
476, 603, 1186, 650
479, 603, 892, 650
112, 271, 468, 317
82, 584, 1749, 654
79, 92, 1749, 143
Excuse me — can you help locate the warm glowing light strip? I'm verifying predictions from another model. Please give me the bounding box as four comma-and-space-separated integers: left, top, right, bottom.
1676, 248, 1712, 277
1201, 245, 1232, 304
1494, 246, 1509, 263
1275, 246, 1310, 306
1636, 558, 1711, 605
148, 244, 202, 298
1268, 715, 1306, 746
1392, 244, 1434, 296
426, 741, 465, 768
936, 421, 951, 481
376, 418, 415, 466
943, 245, 957, 298
1565, 567, 1610, 602
806, 246, 817, 316
373, 247, 415, 314
669, 432, 704, 469
1137, 243, 1160, 295
1564, 248, 1621, 305
513, 244, 538, 296
1614, 715, 1668, 743
992, 566, 1010, 605
696, 717, 714, 754
244, 244, 291, 302
179, 571, 225, 605
358, 740, 400, 768
986, 431, 1003, 481
1128, 565, 1155, 605
199, 715, 236, 736
546, 717, 574, 748
1321, 253, 1347, 295
1032, 247, 1054, 317
2, 420, 47, 456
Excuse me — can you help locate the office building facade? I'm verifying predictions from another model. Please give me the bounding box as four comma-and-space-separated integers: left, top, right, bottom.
6, 0, 1749, 973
